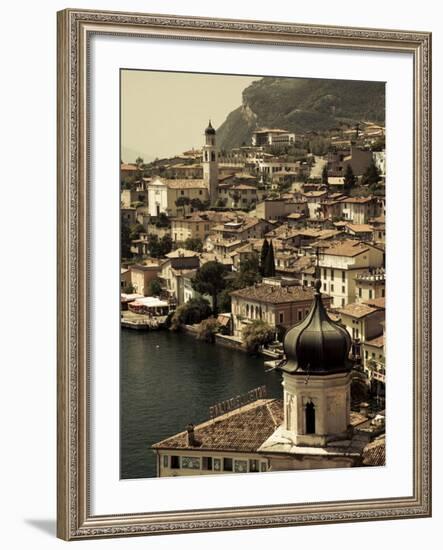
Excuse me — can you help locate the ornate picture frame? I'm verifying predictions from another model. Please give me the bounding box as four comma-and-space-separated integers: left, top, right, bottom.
57, 8, 431, 540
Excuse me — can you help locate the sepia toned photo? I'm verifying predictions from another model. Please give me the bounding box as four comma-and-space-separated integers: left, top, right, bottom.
120, 70, 386, 480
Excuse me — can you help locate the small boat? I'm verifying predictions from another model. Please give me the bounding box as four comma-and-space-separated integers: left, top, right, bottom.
264, 359, 286, 371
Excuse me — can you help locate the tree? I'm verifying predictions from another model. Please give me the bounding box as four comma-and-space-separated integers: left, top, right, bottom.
218, 288, 232, 313
175, 196, 190, 216
263, 240, 276, 277
170, 297, 212, 331
343, 164, 357, 193
148, 278, 162, 296
231, 252, 261, 290
184, 237, 203, 252
190, 198, 209, 212
229, 190, 241, 208
215, 197, 227, 208
197, 318, 220, 343
242, 320, 274, 353
159, 234, 172, 256
260, 239, 270, 275
122, 282, 135, 294
147, 234, 172, 258
129, 222, 145, 240
321, 163, 329, 187
154, 212, 170, 228
192, 261, 227, 315
361, 160, 381, 186
121, 220, 131, 259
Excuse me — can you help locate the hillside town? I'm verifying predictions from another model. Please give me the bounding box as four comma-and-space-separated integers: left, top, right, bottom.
121, 117, 386, 476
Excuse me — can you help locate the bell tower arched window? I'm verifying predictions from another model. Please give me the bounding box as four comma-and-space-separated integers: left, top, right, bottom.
305, 401, 316, 434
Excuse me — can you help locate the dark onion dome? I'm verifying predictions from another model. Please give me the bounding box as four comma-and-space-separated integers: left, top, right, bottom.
282, 279, 351, 375
205, 120, 216, 135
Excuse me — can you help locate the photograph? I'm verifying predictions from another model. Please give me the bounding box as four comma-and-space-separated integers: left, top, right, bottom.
119, 70, 387, 480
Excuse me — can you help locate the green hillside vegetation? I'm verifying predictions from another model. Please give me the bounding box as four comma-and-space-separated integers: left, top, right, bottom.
217, 77, 385, 150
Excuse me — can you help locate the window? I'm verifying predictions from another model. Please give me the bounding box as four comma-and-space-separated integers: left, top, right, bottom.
342, 271, 345, 282
342, 299, 345, 306
170, 456, 180, 469
382, 289, 385, 297
323, 283, 327, 291
369, 289, 373, 299
342, 285, 345, 294
181, 190, 184, 195
249, 459, 259, 472
202, 457, 213, 471
305, 401, 316, 434
331, 269, 334, 279
234, 460, 248, 473
359, 288, 362, 298
223, 458, 233, 472
331, 284, 334, 292
279, 312, 284, 324
181, 457, 201, 469
199, 190, 203, 195
163, 455, 169, 468
298, 311, 303, 321
303, 280, 308, 286
323, 268, 327, 278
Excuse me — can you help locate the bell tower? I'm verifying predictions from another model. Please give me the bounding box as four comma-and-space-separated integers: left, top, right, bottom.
281, 277, 352, 446
202, 120, 219, 206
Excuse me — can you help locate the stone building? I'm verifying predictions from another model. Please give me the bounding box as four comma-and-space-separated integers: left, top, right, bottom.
229, 280, 332, 337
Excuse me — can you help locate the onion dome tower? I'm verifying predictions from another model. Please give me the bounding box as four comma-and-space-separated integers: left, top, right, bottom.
280, 272, 352, 447
202, 120, 218, 206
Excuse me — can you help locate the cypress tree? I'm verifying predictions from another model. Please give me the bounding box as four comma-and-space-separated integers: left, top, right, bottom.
321, 163, 329, 187
343, 164, 357, 193
264, 240, 276, 277
260, 238, 269, 275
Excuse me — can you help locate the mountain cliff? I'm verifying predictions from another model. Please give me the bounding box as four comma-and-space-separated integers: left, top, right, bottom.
216, 77, 385, 150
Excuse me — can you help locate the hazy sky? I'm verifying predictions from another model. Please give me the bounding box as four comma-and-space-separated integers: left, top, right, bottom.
121, 70, 257, 163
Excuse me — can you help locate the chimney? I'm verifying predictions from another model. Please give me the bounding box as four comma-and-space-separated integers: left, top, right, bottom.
186, 423, 196, 447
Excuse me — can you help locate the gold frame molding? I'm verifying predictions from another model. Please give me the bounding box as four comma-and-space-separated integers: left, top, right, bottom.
57, 8, 432, 540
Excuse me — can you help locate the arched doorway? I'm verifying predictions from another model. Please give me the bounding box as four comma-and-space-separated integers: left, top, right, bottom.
305, 401, 316, 434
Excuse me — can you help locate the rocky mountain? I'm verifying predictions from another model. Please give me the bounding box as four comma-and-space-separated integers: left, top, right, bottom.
216, 77, 385, 150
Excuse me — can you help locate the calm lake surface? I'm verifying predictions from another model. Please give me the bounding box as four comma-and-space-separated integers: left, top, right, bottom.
120, 329, 283, 479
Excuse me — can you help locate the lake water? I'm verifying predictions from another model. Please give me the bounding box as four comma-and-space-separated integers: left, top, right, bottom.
120, 329, 283, 479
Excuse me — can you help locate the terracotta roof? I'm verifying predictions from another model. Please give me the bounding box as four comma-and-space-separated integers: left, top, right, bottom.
286, 213, 305, 219
213, 217, 264, 233
363, 297, 386, 310
165, 248, 200, 258
322, 239, 370, 257
149, 177, 207, 189
345, 224, 374, 233
337, 303, 380, 319
339, 196, 374, 204
152, 399, 283, 452
120, 163, 138, 171
230, 283, 319, 304
166, 179, 208, 189
303, 191, 328, 198
365, 335, 385, 348
362, 435, 386, 466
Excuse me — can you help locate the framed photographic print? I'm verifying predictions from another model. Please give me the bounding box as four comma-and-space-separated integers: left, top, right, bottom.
57, 8, 431, 540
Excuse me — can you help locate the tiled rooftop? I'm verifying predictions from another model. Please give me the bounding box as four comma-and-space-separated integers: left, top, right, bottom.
152, 399, 283, 453
230, 283, 317, 304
